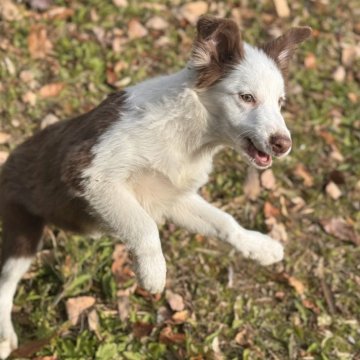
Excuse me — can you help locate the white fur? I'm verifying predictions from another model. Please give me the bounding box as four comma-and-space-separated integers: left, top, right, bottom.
82, 43, 287, 294
0, 258, 32, 360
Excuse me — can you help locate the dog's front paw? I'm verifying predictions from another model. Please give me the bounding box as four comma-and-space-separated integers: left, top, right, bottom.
0, 327, 18, 360
136, 253, 167, 294
235, 231, 284, 266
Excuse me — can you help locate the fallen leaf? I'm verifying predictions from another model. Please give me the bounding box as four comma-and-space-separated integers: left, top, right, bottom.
0, 132, 11, 144
22, 91, 37, 106
273, 0, 290, 18
28, 24, 53, 59
28, 0, 53, 11
87, 309, 101, 338
320, 217, 360, 245
341, 45, 359, 67
111, 244, 134, 283
325, 181, 342, 200
0, 0, 22, 21
4, 57, 16, 75
0, 151, 9, 166
266, 217, 288, 242
146, 16, 169, 31
10, 338, 52, 359
38, 83, 64, 98
234, 327, 252, 346
277, 272, 306, 295
260, 169, 276, 190
294, 164, 314, 187
117, 295, 130, 321
302, 299, 320, 314
263, 201, 280, 218
243, 167, 260, 200
333, 66, 346, 82
159, 326, 186, 344
66, 296, 95, 325
166, 290, 185, 312
112, 0, 128, 7
44, 6, 74, 20
304, 53, 317, 69
178, 1, 208, 25
132, 322, 153, 338
40, 113, 59, 129
348, 92, 358, 103
172, 310, 189, 323
128, 19, 148, 39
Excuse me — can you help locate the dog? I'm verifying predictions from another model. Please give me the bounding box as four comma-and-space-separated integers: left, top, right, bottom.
0, 16, 311, 358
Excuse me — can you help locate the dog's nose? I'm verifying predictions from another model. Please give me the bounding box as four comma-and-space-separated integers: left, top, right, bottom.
269, 134, 292, 155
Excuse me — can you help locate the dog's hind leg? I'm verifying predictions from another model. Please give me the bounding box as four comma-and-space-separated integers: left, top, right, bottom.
0, 203, 44, 360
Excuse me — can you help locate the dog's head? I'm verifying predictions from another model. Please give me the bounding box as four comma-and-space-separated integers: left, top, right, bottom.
191, 16, 311, 169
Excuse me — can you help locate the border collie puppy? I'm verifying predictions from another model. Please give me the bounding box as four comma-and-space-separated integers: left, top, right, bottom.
0, 16, 311, 358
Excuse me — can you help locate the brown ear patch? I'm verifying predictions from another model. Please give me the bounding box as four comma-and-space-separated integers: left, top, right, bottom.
191, 16, 244, 88
261, 26, 312, 77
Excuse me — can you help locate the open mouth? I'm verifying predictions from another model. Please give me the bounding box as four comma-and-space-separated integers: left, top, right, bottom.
244, 138, 272, 168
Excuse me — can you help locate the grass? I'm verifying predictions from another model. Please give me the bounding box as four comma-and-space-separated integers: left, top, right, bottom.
0, 0, 359, 359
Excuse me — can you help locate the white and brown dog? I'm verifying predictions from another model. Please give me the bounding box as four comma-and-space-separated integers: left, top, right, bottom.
0, 16, 311, 358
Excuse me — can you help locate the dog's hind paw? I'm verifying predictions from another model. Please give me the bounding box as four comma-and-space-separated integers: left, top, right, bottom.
0, 332, 18, 360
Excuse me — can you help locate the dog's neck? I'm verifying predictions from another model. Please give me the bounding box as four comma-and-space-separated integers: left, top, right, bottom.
125, 67, 222, 159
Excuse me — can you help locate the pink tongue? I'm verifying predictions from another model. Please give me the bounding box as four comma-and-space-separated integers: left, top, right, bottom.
255, 150, 270, 164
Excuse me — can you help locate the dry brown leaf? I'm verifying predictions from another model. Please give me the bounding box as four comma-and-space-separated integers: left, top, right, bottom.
0, 151, 9, 166
0, 0, 22, 21
28, 24, 53, 59
10, 337, 52, 359
159, 326, 186, 345
0, 132, 11, 145
113, 0, 128, 7
234, 327, 252, 346
263, 201, 280, 218
22, 91, 37, 106
320, 217, 360, 246
179, 1, 208, 25
333, 66, 346, 82
128, 19, 148, 39
278, 273, 306, 295
273, 0, 290, 18
66, 296, 95, 325
117, 295, 130, 322
304, 53, 317, 69
38, 83, 64, 98
87, 309, 101, 338
166, 290, 185, 312
146, 16, 169, 30
325, 181, 342, 200
266, 217, 288, 242
302, 299, 320, 314
111, 244, 134, 283
243, 167, 260, 200
341, 45, 359, 67
132, 322, 153, 339
348, 92, 358, 103
44, 7, 74, 20
260, 169, 276, 190
294, 164, 314, 187
172, 310, 189, 323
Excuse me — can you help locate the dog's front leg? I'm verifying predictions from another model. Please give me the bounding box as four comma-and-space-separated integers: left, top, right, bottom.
86, 183, 166, 293
168, 194, 283, 266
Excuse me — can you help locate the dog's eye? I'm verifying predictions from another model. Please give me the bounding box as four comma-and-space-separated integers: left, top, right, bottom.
239, 94, 256, 104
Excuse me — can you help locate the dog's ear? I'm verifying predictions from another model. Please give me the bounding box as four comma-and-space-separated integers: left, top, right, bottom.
191, 16, 244, 88
261, 27, 312, 77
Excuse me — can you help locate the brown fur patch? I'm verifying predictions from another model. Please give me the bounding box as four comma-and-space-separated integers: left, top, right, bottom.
261, 27, 312, 78
0, 91, 127, 253
192, 16, 244, 88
